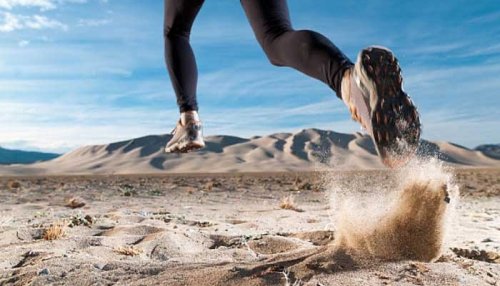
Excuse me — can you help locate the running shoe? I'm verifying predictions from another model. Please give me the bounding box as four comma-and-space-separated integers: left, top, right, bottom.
341, 46, 421, 167
165, 119, 205, 153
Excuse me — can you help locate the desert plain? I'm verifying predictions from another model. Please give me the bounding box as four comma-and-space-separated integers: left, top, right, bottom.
0, 166, 499, 286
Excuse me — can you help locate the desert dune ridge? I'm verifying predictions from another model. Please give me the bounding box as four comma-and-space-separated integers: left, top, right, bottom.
1, 128, 499, 176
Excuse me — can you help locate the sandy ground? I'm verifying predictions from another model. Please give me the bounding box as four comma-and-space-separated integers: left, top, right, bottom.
0, 168, 499, 285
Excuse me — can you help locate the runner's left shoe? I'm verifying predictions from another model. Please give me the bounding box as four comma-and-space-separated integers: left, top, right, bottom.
341, 46, 421, 167
165, 119, 205, 153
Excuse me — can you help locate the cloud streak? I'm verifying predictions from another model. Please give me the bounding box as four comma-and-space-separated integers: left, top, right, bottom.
0, 0, 56, 11
0, 0, 89, 11
0, 12, 67, 31
77, 17, 110, 27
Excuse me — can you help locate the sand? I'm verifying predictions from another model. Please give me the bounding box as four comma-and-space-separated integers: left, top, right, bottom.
1, 129, 499, 176
326, 159, 453, 261
0, 168, 499, 285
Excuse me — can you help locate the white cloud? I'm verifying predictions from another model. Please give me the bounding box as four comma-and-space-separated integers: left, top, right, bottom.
17, 39, 29, 47
0, 0, 89, 11
58, 0, 88, 4
467, 11, 500, 24
0, 0, 56, 11
0, 12, 67, 32
77, 18, 110, 27
0, 11, 19, 31
25, 14, 66, 29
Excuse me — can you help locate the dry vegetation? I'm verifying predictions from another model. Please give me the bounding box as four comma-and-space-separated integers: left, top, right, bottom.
7, 180, 21, 189
113, 246, 143, 256
43, 223, 65, 241
280, 195, 303, 212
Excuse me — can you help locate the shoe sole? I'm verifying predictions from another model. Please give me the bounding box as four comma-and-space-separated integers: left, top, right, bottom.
355, 46, 421, 167
165, 140, 205, 153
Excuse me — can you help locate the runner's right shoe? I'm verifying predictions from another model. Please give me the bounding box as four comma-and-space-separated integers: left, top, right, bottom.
341, 46, 421, 168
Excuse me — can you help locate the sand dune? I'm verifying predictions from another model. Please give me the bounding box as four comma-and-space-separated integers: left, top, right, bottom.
0, 128, 499, 175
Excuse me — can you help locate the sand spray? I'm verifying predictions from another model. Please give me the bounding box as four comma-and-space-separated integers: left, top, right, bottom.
325, 157, 459, 261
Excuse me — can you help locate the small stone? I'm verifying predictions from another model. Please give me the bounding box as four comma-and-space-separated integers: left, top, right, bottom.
38, 268, 50, 276
102, 263, 116, 271
17, 228, 44, 241
65, 197, 86, 209
84, 215, 94, 224
94, 263, 106, 270
16, 228, 33, 241
482, 238, 493, 243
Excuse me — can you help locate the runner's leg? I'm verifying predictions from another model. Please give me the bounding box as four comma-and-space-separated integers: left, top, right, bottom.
240, 0, 421, 167
240, 0, 353, 99
164, 0, 204, 112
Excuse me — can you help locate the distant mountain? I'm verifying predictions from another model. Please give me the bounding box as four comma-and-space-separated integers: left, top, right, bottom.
474, 144, 500, 160
0, 129, 498, 175
0, 147, 60, 165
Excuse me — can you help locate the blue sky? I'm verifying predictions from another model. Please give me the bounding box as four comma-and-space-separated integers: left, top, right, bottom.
0, 0, 498, 153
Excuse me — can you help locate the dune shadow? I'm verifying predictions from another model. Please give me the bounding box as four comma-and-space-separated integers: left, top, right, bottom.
418, 140, 460, 164
105, 135, 171, 157
150, 157, 167, 170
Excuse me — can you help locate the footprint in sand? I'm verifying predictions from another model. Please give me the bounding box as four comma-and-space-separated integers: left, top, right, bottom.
247, 236, 305, 255
282, 230, 335, 246
95, 225, 164, 237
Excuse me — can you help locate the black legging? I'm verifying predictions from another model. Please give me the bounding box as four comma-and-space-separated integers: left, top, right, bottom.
164, 0, 353, 112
